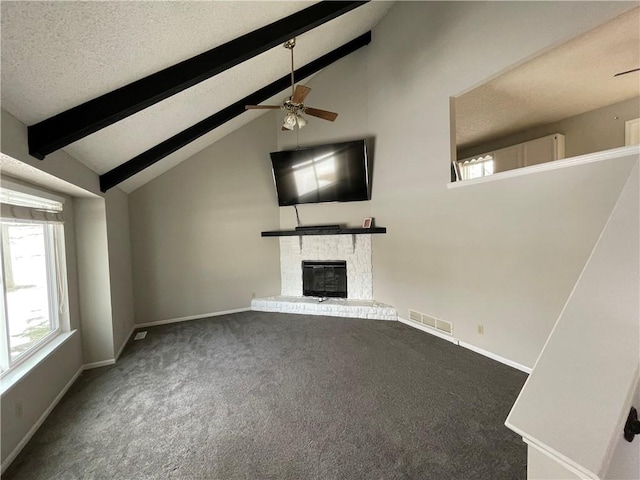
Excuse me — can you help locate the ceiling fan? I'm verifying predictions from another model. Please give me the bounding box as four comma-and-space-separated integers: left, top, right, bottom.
245, 38, 338, 131
614, 67, 640, 77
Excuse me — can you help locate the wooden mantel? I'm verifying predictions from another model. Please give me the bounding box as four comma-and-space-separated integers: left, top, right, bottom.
261, 227, 386, 237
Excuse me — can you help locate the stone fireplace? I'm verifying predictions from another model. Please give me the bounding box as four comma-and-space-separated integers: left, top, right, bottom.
251, 232, 396, 321
280, 235, 372, 300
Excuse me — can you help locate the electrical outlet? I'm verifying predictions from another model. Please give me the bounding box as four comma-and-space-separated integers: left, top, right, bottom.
477, 324, 484, 335
15, 401, 23, 418
252, 292, 256, 299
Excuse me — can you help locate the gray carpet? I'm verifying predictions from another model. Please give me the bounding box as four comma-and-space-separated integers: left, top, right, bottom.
4, 311, 527, 479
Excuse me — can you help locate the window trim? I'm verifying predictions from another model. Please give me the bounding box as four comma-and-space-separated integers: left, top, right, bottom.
0, 182, 67, 377
457, 154, 494, 180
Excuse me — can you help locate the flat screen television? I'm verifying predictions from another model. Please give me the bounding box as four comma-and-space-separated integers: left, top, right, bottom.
270, 139, 370, 206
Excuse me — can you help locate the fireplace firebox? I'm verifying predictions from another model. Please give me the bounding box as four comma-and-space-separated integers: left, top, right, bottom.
302, 261, 347, 298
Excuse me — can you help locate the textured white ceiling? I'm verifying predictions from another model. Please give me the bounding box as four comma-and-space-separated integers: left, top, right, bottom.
456, 6, 640, 150
1, 1, 394, 192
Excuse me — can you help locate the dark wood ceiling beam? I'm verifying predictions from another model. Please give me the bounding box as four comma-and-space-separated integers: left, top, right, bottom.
99, 31, 371, 192
27, 1, 368, 160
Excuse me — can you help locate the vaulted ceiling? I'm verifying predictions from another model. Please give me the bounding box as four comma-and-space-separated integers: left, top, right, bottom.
1, 1, 394, 192
456, 6, 640, 150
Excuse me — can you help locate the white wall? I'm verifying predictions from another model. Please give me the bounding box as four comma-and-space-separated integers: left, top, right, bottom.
605, 378, 640, 479
527, 445, 582, 480
276, 1, 637, 368
129, 113, 281, 324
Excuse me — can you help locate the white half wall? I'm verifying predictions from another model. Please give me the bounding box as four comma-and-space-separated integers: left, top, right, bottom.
506, 160, 639, 478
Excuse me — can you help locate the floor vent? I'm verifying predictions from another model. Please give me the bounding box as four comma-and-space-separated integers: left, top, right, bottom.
134, 331, 147, 340
409, 309, 422, 323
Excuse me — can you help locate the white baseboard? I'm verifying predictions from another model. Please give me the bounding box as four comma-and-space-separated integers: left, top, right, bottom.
458, 341, 532, 374
135, 307, 251, 328
82, 359, 115, 370
397, 316, 459, 344
114, 324, 136, 361
398, 316, 532, 374
1, 365, 83, 474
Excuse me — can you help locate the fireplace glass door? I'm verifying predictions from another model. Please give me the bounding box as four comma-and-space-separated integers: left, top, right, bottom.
302, 261, 347, 298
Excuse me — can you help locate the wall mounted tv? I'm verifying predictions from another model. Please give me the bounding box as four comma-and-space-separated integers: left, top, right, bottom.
270, 139, 370, 207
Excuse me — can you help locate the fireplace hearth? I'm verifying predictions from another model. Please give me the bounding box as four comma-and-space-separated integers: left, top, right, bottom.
302, 261, 347, 298
252, 233, 396, 320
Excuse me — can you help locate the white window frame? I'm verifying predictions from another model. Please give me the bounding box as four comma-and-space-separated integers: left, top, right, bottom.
0, 181, 67, 376
457, 154, 495, 180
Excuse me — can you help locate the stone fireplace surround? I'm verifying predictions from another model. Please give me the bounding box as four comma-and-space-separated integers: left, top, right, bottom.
251, 233, 397, 321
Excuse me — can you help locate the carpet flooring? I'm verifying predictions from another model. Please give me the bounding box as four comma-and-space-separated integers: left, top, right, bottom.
4, 311, 527, 479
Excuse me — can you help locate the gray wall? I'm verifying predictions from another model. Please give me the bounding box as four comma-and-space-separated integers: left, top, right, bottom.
75, 198, 114, 363
0, 112, 135, 362
277, 47, 372, 230
0, 110, 135, 465
0, 333, 82, 466
105, 188, 135, 353
129, 113, 281, 324
458, 96, 640, 160
367, 1, 635, 367
0, 181, 84, 466
277, 1, 636, 368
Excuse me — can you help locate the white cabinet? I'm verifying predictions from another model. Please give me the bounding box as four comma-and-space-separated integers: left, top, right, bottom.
522, 134, 565, 167
493, 144, 521, 172
625, 118, 640, 146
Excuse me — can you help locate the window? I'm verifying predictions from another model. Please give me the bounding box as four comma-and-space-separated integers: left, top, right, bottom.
457, 155, 494, 180
0, 182, 68, 374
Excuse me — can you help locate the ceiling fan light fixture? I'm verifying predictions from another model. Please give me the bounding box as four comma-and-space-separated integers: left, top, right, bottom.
283, 112, 297, 130
246, 37, 338, 128
296, 114, 307, 128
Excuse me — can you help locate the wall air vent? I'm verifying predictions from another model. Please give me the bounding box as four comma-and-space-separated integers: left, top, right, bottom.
421, 313, 437, 328
408, 309, 454, 336
436, 319, 453, 335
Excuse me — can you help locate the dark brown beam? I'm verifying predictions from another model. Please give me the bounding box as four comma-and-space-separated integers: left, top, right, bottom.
28, 1, 368, 160
99, 32, 371, 192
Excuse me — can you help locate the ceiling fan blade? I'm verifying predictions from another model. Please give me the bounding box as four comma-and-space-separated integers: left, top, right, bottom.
245, 105, 281, 110
292, 85, 311, 104
614, 67, 640, 77
304, 107, 338, 122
